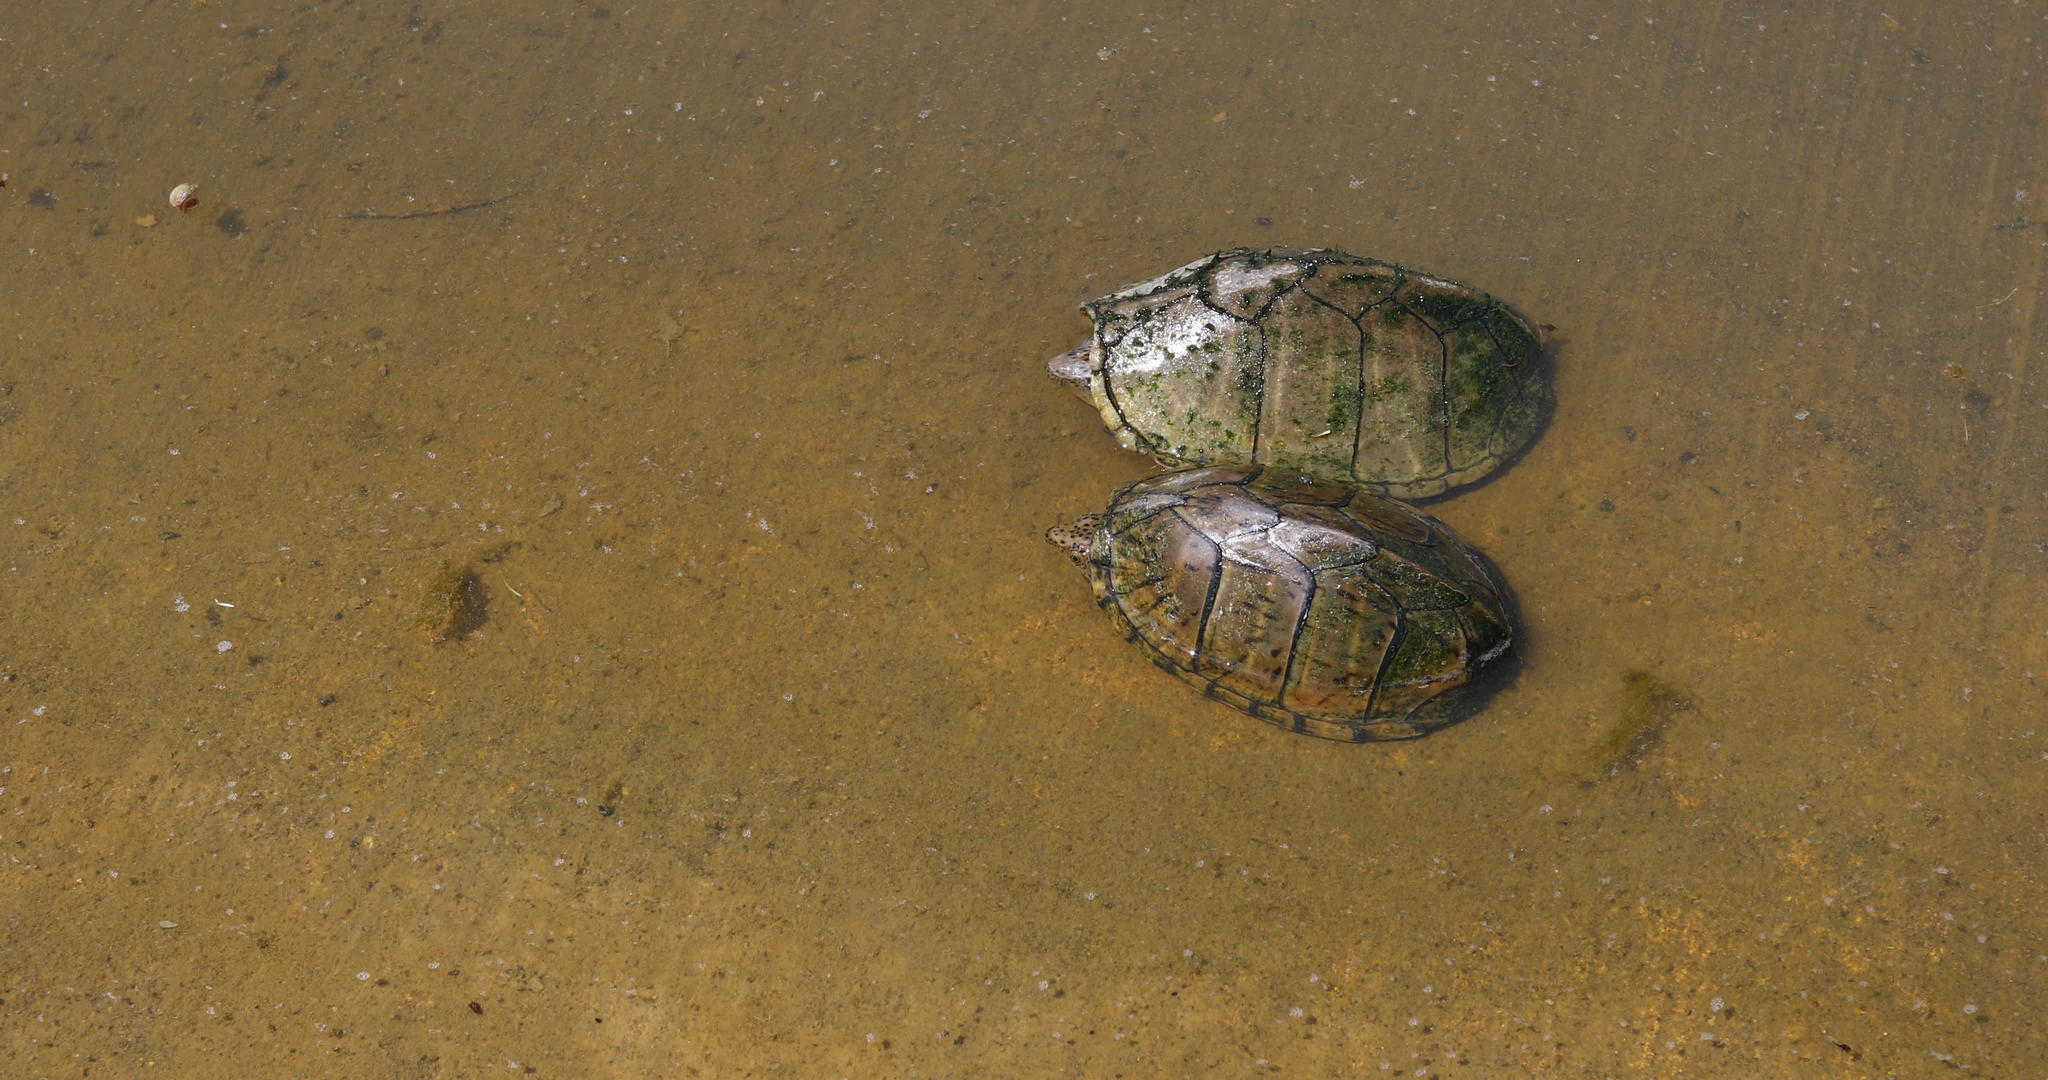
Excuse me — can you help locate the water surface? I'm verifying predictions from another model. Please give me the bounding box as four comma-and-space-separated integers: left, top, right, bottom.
3, 2, 2042, 1075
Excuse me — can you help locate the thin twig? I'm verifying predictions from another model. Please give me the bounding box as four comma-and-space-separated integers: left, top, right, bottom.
343, 193, 518, 221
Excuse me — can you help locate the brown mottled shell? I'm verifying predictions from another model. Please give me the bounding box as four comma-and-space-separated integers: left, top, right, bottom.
1065, 465, 1514, 741
1054, 247, 1550, 500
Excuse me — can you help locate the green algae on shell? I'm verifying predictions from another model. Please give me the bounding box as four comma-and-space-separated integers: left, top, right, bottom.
1050, 247, 1551, 500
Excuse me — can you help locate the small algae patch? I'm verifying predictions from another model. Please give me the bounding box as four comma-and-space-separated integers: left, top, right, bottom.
1581, 669, 1695, 783
415, 562, 488, 641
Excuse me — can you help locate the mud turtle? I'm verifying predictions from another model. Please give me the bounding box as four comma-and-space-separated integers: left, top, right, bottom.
1047, 465, 1514, 741
1050, 247, 1550, 500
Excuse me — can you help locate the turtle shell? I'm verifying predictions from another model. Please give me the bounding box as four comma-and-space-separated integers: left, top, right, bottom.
1051, 247, 1550, 500
1053, 465, 1514, 741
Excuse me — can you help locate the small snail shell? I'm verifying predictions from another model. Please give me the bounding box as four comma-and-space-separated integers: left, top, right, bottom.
168, 183, 199, 211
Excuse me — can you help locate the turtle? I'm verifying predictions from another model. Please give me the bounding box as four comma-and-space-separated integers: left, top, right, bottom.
1047, 464, 1515, 742
1049, 246, 1551, 501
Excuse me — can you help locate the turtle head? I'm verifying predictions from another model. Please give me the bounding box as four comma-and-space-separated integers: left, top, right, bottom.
1044, 515, 1102, 567
1045, 345, 1095, 402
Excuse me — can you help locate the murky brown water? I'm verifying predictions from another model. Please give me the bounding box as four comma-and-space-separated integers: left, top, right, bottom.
5, 2, 2043, 1076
